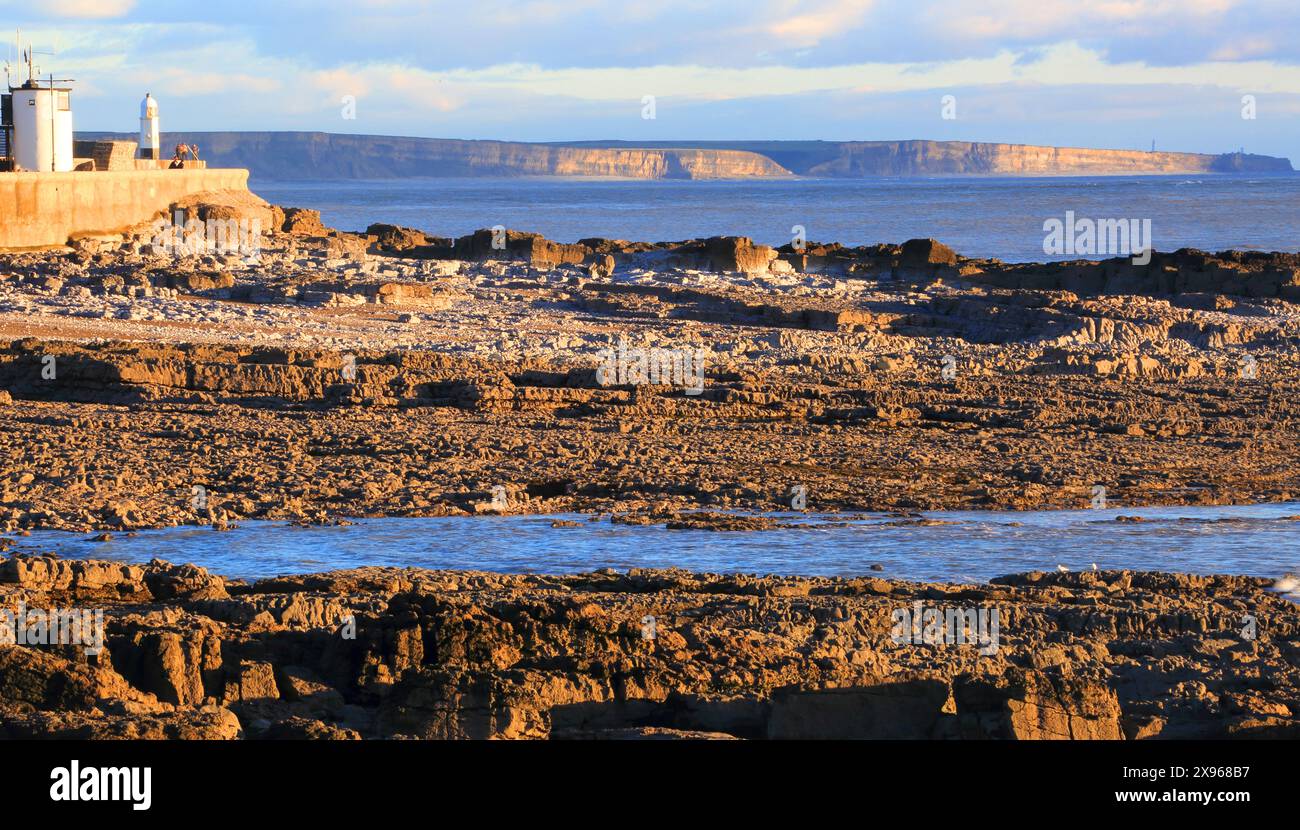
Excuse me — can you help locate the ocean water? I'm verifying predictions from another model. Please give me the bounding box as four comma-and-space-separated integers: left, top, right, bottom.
17, 503, 1300, 582
251, 174, 1300, 263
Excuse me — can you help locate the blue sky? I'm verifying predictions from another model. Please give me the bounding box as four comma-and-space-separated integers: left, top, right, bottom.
2, 0, 1298, 161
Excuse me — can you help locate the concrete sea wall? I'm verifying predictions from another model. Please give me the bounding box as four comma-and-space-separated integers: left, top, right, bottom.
0, 168, 251, 249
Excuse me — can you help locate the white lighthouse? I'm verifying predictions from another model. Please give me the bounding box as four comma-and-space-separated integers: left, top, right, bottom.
138, 92, 159, 160
10, 79, 73, 172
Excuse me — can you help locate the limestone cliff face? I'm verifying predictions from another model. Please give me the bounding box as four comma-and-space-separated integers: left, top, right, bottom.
74, 131, 1293, 179
803, 140, 1293, 176
77, 132, 792, 180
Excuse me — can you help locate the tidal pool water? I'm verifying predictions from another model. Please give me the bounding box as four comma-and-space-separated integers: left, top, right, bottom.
13, 502, 1300, 583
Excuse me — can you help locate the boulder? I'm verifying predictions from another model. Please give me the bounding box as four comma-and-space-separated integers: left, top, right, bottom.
280, 207, 330, 236
367, 224, 428, 251
452, 228, 588, 269
704, 236, 777, 274
901, 238, 959, 268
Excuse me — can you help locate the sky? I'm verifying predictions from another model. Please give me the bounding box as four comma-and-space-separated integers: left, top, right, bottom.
1, 0, 1298, 161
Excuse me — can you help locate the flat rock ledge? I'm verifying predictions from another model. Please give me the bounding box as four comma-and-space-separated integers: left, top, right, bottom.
1, 555, 1296, 740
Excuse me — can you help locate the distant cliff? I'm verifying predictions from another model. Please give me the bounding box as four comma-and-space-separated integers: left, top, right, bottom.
571, 139, 1295, 176
76, 132, 792, 180
76, 132, 1293, 179
795, 140, 1295, 176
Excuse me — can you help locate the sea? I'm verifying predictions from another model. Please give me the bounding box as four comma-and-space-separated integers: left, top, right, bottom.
251, 173, 1300, 263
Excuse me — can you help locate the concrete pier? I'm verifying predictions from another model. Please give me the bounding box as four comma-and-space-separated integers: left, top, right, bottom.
0, 168, 252, 249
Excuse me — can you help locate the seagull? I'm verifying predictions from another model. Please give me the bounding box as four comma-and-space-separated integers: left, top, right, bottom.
1057, 564, 1070, 573
1092, 563, 1098, 572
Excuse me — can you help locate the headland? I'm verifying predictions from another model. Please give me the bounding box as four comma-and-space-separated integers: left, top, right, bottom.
74, 132, 1297, 179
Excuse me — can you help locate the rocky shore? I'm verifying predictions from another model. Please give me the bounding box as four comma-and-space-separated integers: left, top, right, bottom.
2, 196, 1299, 741
0, 555, 1294, 739
1, 197, 1299, 530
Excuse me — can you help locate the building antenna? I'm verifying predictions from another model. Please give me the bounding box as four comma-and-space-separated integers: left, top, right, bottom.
27, 47, 59, 86
3, 29, 26, 87
4, 29, 14, 88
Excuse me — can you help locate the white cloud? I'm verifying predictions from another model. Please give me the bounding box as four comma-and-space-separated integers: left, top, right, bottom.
149, 69, 280, 97
4, 0, 1294, 161
1210, 35, 1277, 61
432, 42, 1300, 101
762, 0, 877, 47
59, 0, 136, 16
922, 0, 1239, 41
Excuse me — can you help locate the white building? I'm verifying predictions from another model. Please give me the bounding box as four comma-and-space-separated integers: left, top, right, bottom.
10, 80, 73, 172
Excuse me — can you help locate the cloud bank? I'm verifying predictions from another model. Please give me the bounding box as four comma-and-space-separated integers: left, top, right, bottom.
0, 0, 1295, 160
